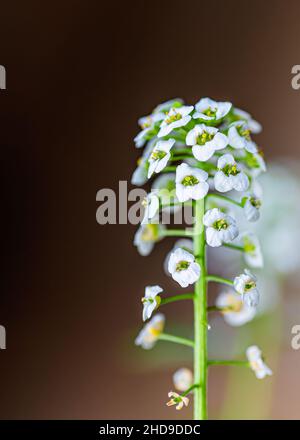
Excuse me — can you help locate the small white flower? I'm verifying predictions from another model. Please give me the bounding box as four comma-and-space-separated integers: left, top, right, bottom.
142, 285, 162, 321
134, 113, 165, 148
153, 98, 184, 114
148, 139, 175, 178
246, 345, 272, 379
151, 173, 180, 213
241, 232, 264, 268
138, 112, 165, 130
233, 108, 262, 134
243, 151, 266, 177
173, 368, 193, 392
216, 290, 256, 326
176, 163, 209, 202
131, 140, 155, 186
158, 106, 194, 137
244, 194, 262, 222
234, 269, 259, 307
168, 248, 200, 288
228, 121, 258, 153
141, 192, 160, 225
166, 391, 189, 410
214, 154, 249, 192
193, 97, 232, 122
186, 124, 228, 162
203, 208, 239, 247
134, 222, 163, 256
164, 239, 193, 275
135, 313, 165, 350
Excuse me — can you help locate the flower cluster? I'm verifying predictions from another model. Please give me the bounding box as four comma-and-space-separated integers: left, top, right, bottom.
132, 98, 271, 418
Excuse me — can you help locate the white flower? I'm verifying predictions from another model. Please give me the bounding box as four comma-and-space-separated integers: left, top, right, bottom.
243, 151, 267, 177
234, 269, 259, 307
186, 124, 228, 162
216, 290, 256, 326
142, 285, 162, 321
151, 173, 180, 213
134, 222, 163, 256
131, 140, 155, 186
241, 232, 264, 268
135, 313, 165, 349
244, 194, 262, 222
246, 345, 272, 379
148, 139, 175, 178
141, 192, 160, 225
176, 163, 209, 202
134, 113, 165, 148
173, 368, 193, 392
138, 112, 165, 130
203, 208, 239, 247
158, 106, 194, 137
233, 108, 262, 134
168, 248, 200, 288
164, 239, 193, 275
228, 121, 258, 153
214, 154, 249, 192
154, 98, 183, 114
166, 391, 189, 410
193, 97, 232, 122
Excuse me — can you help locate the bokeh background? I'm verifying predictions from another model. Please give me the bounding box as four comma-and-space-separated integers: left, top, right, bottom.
1, 0, 300, 419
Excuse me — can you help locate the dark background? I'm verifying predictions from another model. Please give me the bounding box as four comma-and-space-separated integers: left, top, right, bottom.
1, 0, 300, 419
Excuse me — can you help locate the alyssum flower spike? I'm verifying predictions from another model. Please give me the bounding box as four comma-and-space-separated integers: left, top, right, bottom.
132, 97, 271, 420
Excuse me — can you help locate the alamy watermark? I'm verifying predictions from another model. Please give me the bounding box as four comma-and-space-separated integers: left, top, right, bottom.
96, 181, 194, 226
0, 65, 6, 90
291, 65, 300, 90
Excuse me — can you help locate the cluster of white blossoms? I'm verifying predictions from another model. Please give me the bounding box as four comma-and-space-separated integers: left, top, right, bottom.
132, 98, 271, 415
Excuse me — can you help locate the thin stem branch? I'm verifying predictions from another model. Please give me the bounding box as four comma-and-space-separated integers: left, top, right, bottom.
169, 155, 193, 162
173, 148, 192, 155
223, 243, 245, 252
181, 383, 200, 397
161, 166, 177, 172
160, 293, 195, 306
208, 360, 250, 367
160, 201, 193, 210
160, 229, 194, 238
207, 305, 233, 313
207, 193, 243, 208
158, 332, 194, 348
206, 275, 234, 287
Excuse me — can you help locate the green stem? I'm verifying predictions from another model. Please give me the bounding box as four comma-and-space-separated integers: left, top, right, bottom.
158, 332, 194, 348
193, 197, 207, 420
181, 383, 200, 397
223, 243, 245, 252
206, 275, 233, 286
160, 201, 193, 210
207, 305, 233, 312
208, 360, 250, 367
173, 148, 192, 155
170, 155, 193, 161
160, 293, 194, 305
207, 193, 242, 208
161, 166, 177, 172
160, 229, 194, 238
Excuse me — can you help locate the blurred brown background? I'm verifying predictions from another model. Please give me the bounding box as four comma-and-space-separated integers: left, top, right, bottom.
1, 0, 300, 419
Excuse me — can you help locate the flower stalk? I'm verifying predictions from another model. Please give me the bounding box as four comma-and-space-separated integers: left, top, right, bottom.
193, 197, 208, 419
133, 97, 272, 419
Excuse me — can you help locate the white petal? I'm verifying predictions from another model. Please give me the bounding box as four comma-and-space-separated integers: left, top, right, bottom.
217, 153, 235, 169
231, 173, 249, 192
206, 227, 222, 247
192, 144, 215, 162
214, 171, 233, 192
